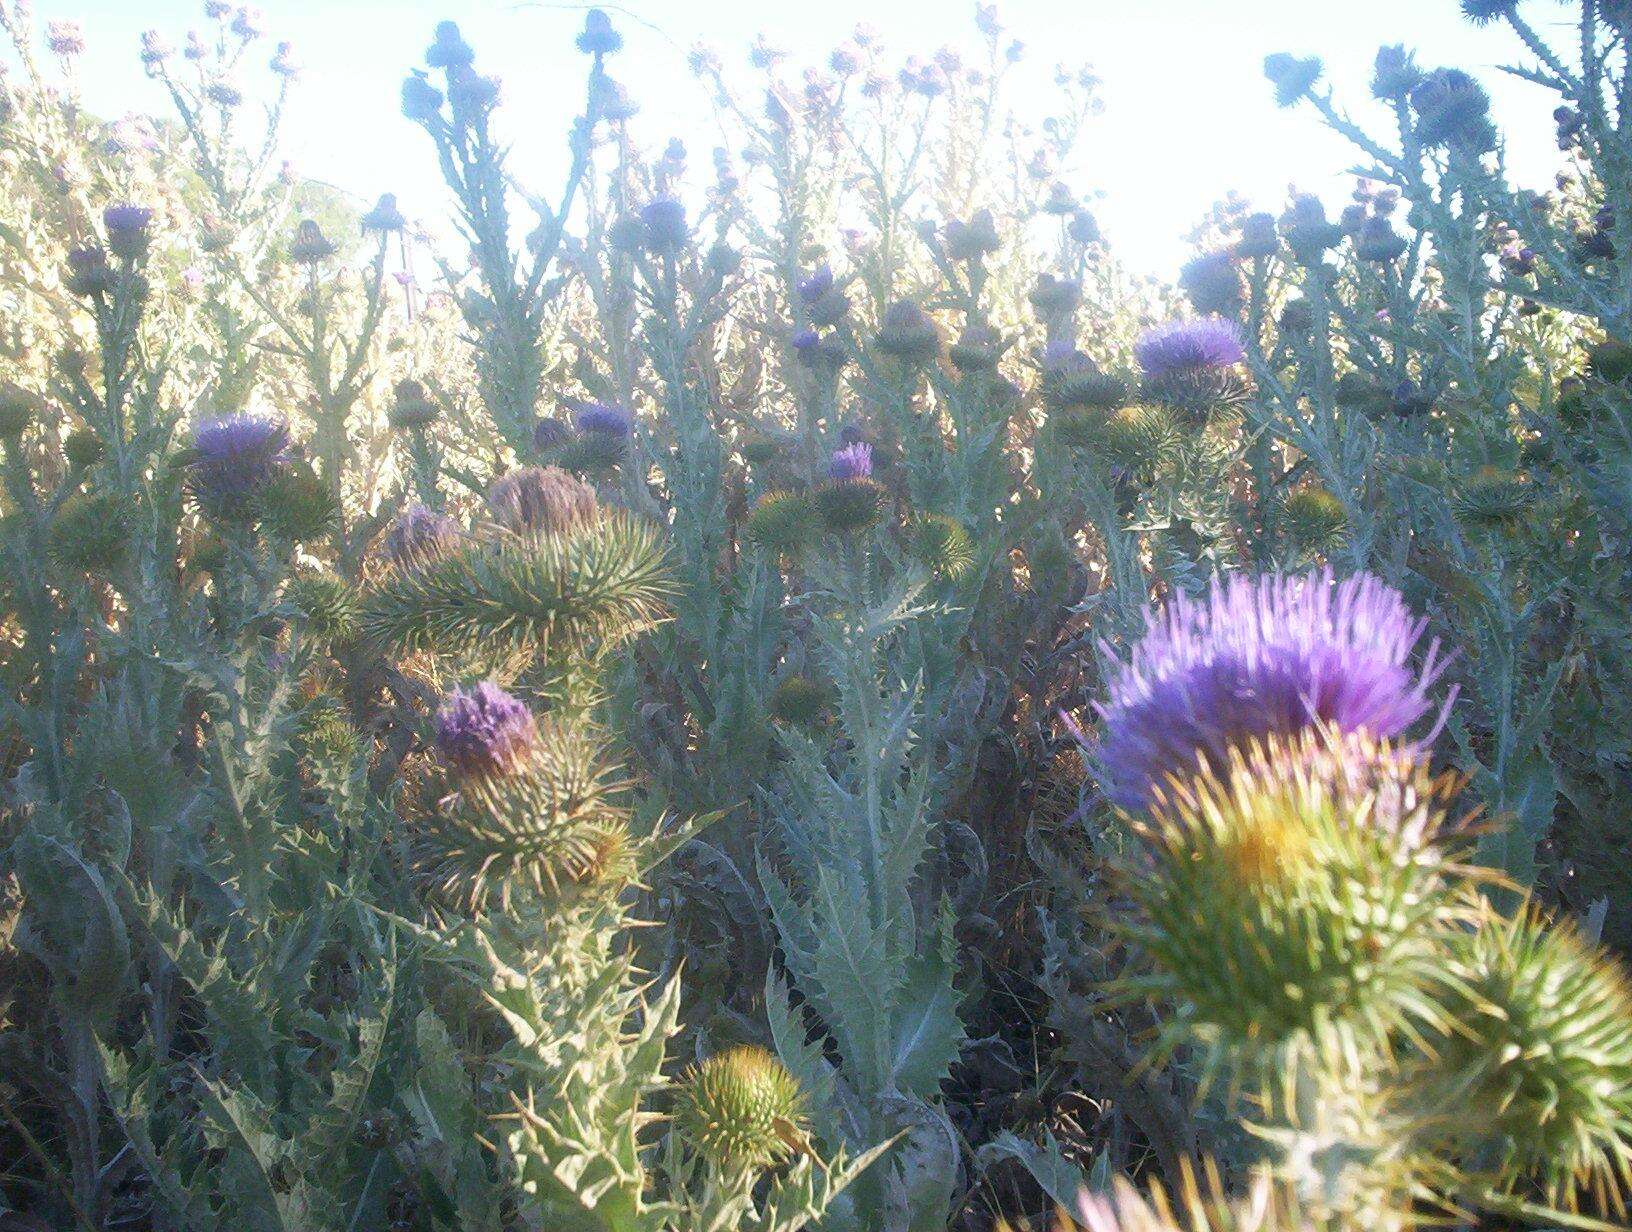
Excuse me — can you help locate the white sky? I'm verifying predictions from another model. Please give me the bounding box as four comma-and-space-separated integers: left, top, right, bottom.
23, 0, 1571, 277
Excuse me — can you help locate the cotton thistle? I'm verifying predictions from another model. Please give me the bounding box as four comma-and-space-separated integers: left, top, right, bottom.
816, 442, 888, 533
560, 399, 632, 470
1095, 570, 1452, 808
1122, 728, 1464, 1075
383, 503, 458, 569
676, 1046, 808, 1174
433, 682, 540, 779
486, 465, 599, 537
1428, 902, 1632, 1220
745, 490, 819, 557
189, 413, 292, 518
874, 300, 939, 362
420, 684, 627, 908
1135, 317, 1253, 421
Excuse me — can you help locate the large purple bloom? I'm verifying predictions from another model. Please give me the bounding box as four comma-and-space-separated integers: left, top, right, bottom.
434, 682, 539, 778
1133, 317, 1245, 379
1094, 570, 1453, 808
191, 413, 290, 511
828, 441, 873, 481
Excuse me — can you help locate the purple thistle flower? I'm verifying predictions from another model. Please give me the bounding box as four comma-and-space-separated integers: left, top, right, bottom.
790, 328, 821, 353
434, 682, 539, 778
639, 197, 687, 249
1093, 570, 1453, 808
828, 441, 873, 481
568, 399, 633, 437
384, 502, 458, 568
1042, 339, 1089, 373
1134, 317, 1246, 379
104, 203, 154, 259
796, 265, 834, 304
191, 413, 291, 511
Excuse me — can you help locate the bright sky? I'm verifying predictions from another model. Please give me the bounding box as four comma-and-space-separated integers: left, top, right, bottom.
19, 0, 1568, 277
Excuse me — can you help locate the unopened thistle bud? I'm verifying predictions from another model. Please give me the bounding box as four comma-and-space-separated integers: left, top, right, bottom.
676, 1046, 807, 1173
874, 300, 939, 362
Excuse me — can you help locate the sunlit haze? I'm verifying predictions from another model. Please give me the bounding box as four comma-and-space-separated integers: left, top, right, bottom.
17, 0, 1567, 277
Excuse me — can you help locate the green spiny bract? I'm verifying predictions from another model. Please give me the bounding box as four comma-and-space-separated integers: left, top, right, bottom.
768, 674, 833, 726
1427, 902, 1632, 1220
1120, 730, 1465, 1079
48, 491, 130, 572
285, 570, 360, 645
676, 1044, 808, 1173
745, 490, 820, 556
361, 511, 671, 661
1282, 486, 1348, 555
814, 477, 888, 533
415, 716, 631, 910
907, 512, 976, 580
259, 460, 340, 541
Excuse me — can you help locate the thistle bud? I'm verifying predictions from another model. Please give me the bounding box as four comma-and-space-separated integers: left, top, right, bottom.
425, 20, 475, 69
103, 203, 154, 260
874, 300, 939, 362
289, 219, 337, 264
576, 9, 622, 55
390, 379, 438, 429
676, 1046, 807, 1173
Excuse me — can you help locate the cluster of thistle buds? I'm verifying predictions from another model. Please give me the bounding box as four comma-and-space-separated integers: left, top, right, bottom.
1074, 568, 1632, 1224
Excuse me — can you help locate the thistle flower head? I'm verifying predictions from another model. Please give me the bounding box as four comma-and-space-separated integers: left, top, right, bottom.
1135, 318, 1245, 379
639, 197, 687, 249
434, 682, 539, 779
576, 9, 622, 55
289, 219, 337, 264
676, 1045, 807, 1173
383, 503, 458, 569
745, 490, 819, 556
827, 441, 873, 481
1178, 251, 1243, 316
1125, 729, 1462, 1061
1434, 902, 1632, 1217
875, 300, 938, 361
46, 20, 86, 58
361, 193, 405, 234
1096, 570, 1452, 808
190, 413, 291, 515
569, 398, 633, 438
103, 203, 154, 259
486, 465, 599, 537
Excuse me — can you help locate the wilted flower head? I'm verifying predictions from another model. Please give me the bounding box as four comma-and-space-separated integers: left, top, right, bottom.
425, 20, 474, 69
486, 465, 599, 536
269, 40, 299, 77
230, 6, 263, 40
434, 682, 539, 778
533, 416, 572, 452
401, 73, 443, 121
639, 197, 687, 249
384, 502, 458, 568
139, 30, 173, 66
1094, 570, 1452, 807
1134, 318, 1245, 379
191, 413, 291, 514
